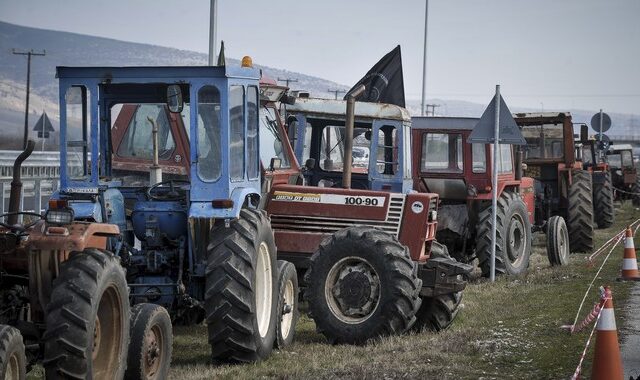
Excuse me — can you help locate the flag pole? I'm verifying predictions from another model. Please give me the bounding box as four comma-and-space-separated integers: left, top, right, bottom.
490, 85, 500, 282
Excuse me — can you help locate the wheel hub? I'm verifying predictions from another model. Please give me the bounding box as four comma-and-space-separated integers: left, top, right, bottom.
143, 325, 163, 378
507, 216, 525, 263
331, 262, 380, 317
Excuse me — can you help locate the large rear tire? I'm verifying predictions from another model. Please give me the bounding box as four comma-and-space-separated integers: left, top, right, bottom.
546, 216, 569, 266
593, 171, 614, 229
632, 177, 640, 206
0, 325, 26, 380
567, 170, 595, 252
274, 260, 299, 349
125, 303, 172, 380
476, 191, 532, 277
413, 242, 462, 332
304, 226, 421, 344
43, 248, 130, 380
205, 209, 278, 363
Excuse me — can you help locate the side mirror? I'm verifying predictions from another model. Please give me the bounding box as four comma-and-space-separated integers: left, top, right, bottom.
304, 158, 316, 171
269, 157, 282, 171
167, 85, 184, 113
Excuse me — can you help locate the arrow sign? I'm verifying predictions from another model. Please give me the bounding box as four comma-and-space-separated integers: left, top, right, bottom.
32, 111, 55, 138
468, 93, 526, 145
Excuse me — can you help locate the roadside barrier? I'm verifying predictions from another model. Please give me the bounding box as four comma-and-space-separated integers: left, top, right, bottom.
567, 221, 640, 379
590, 287, 623, 380
570, 287, 623, 380
619, 227, 640, 281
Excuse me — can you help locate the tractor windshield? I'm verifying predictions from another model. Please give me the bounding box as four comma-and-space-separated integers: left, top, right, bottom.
421, 133, 463, 173
621, 150, 634, 168
260, 107, 291, 169
608, 153, 622, 169
521, 123, 564, 160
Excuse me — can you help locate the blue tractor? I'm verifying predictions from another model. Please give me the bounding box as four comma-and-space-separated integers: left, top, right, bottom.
50, 63, 279, 365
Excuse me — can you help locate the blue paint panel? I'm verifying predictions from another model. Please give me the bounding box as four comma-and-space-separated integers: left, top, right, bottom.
69, 201, 103, 222
104, 188, 126, 232
131, 201, 188, 241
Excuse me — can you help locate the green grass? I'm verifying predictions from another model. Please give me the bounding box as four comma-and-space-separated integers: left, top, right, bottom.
168, 202, 640, 379
24, 203, 639, 379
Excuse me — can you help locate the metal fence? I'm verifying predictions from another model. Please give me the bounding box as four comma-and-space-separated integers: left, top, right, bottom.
0, 150, 60, 216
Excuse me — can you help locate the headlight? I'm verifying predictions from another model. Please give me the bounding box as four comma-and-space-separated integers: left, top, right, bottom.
45, 208, 74, 225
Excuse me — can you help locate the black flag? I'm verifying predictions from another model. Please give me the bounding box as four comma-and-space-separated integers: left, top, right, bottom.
345, 45, 405, 108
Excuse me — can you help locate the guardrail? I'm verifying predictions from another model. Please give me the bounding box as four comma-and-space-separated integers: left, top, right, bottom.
0, 150, 61, 217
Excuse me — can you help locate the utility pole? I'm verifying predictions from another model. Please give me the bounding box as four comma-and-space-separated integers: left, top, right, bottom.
278, 77, 298, 88
328, 89, 346, 100
13, 49, 46, 149
208, 0, 218, 66
421, 0, 429, 116
425, 103, 440, 116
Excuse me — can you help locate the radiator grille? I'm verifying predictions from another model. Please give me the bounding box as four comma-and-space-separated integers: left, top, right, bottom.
271, 195, 405, 237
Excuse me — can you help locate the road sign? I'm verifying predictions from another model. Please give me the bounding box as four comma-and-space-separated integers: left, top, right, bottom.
33, 111, 54, 138
468, 93, 526, 145
590, 112, 611, 133
596, 133, 611, 150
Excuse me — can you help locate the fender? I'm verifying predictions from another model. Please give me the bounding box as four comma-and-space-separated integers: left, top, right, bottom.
188, 186, 261, 220
25, 220, 120, 252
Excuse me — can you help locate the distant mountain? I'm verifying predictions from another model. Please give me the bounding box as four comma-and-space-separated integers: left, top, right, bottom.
1, 20, 638, 150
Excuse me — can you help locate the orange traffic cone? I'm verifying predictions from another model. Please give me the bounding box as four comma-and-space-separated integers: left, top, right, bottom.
591, 286, 623, 380
620, 227, 640, 281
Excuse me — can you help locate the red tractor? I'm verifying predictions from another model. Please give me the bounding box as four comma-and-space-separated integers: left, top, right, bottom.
513, 112, 594, 252
607, 144, 640, 205
411, 116, 544, 276
575, 125, 615, 228
270, 93, 471, 343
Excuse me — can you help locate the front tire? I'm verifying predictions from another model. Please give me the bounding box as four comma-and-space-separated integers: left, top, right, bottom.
546, 216, 569, 266
567, 170, 595, 252
274, 261, 299, 349
477, 191, 532, 277
413, 242, 462, 332
43, 248, 130, 380
205, 209, 278, 363
125, 304, 172, 380
593, 171, 614, 229
305, 226, 421, 344
0, 325, 26, 380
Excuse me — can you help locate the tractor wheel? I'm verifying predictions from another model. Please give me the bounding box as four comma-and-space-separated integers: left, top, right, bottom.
546, 216, 570, 266
205, 208, 278, 363
125, 304, 172, 380
43, 248, 130, 379
274, 260, 299, 349
0, 325, 26, 380
304, 226, 421, 344
413, 242, 462, 332
477, 191, 532, 277
632, 177, 640, 206
593, 171, 614, 229
567, 170, 595, 252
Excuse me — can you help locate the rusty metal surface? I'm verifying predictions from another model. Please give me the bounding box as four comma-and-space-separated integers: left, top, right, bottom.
286, 97, 411, 122
26, 220, 119, 252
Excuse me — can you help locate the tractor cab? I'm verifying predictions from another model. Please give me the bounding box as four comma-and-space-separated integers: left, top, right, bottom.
411, 116, 526, 203
52, 65, 264, 317
607, 144, 638, 204
108, 75, 301, 199
286, 98, 412, 193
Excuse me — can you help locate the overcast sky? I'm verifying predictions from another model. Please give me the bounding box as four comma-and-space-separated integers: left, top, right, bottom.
1, 0, 639, 114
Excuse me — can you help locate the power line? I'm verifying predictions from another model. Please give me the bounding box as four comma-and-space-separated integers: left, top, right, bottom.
328, 89, 346, 100
277, 77, 298, 88
13, 49, 46, 149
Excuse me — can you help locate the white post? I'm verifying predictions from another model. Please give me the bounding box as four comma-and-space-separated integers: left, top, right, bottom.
208, 0, 218, 66
420, 0, 429, 116
490, 84, 501, 282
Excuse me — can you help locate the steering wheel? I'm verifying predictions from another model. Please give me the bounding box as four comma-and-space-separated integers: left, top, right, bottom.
146, 180, 190, 201
0, 211, 43, 232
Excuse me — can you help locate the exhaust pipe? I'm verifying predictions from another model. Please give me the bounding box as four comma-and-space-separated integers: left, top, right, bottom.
8, 140, 36, 225
343, 84, 366, 189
